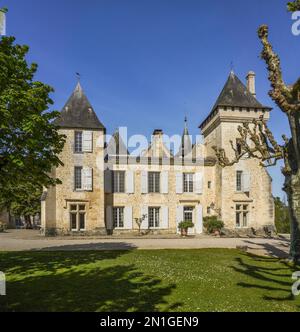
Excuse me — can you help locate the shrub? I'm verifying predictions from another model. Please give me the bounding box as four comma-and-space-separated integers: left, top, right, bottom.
178, 221, 194, 230
203, 216, 224, 234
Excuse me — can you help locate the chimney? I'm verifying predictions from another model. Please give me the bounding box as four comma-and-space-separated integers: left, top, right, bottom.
246, 71, 256, 97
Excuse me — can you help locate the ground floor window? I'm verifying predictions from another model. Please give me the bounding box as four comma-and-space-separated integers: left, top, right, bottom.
149, 207, 160, 228
183, 206, 194, 222
70, 204, 86, 231
236, 204, 249, 228
113, 207, 124, 228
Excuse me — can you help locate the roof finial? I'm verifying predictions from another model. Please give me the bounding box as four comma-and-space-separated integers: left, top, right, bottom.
230, 61, 234, 74
76, 72, 81, 82
184, 116, 188, 128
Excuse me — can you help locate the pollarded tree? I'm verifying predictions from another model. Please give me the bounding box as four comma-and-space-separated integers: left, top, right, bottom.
0, 31, 65, 217
213, 3, 300, 262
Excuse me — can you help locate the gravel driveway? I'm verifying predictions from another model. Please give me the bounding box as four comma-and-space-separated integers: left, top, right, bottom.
0, 229, 291, 258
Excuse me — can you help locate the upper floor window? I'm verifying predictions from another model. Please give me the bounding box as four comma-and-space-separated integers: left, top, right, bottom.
74, 166, 93, 191
113, 171, 125, 193
183, 173, 194, 193
74, 131, 93, 153
148, 172, 160, 193
208, 181, 212, 189
74, 166, 83, 190
75, 131, 83, 153
236, 171, 243, 192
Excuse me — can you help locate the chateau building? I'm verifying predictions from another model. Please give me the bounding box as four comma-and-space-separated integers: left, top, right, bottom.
41, 71, 275, 235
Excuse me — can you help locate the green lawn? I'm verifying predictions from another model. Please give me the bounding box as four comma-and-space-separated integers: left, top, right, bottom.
0, 249, 299, 312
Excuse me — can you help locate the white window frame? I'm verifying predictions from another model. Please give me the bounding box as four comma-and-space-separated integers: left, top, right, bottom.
113, 171, 125, 193
74, 131, 83, 153
113, 207, 124, 229
148, 172, 160, 193
183, 173, 194, 193
235, 204, 249, 228
70, 204, 86, 231
236, 171, 243, 192
148, 207, 160, 229
183, 206, 194, 222
74, 166, 83, 191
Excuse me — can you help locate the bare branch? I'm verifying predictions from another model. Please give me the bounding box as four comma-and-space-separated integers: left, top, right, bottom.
213, 118, 286, 169
258, 25, 300, 113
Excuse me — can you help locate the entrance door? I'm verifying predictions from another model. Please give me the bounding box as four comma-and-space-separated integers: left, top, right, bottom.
183, 206, 195, 235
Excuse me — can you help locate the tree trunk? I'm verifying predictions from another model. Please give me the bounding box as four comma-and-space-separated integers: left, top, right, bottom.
24, 215, 32, 229
284, 173, 300, 262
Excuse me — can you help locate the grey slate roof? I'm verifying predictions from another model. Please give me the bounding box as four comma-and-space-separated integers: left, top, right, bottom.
199, 71, 271, 129
176, 118, 193, 158
106, 129, 129, 156
54, 83, 105, 130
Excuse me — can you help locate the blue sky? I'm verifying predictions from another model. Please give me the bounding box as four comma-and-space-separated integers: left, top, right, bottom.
3, 0, 300, 198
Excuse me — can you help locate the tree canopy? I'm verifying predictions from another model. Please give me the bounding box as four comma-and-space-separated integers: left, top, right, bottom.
0, 35, 65, 216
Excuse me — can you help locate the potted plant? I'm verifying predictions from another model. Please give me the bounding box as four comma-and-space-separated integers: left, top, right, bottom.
178, 221, 194, 237
134, 214, 147, 236
203, 216, 224, 236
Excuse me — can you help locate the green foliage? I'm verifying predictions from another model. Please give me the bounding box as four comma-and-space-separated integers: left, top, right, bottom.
203, 216, 224, 234
178, 221, 194, 230
0, 36, 65, 216
274, 197, 290, 234
287, 0, 300, 11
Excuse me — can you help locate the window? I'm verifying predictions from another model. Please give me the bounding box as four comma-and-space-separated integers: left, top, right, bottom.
148, 172, 160, 193
183, 173, 194, 193
208, 181, 211, 189
113, 171, 125, 193
113, 207, 124, 228
236, 171, 243, 192
183, 206, 194, 222
236, 139, 242, 155
74, 167, 83, 190
70, 204, 86, 231
149, 207, 160, 228
75, 131, 83, 153
236, 204, 249, 228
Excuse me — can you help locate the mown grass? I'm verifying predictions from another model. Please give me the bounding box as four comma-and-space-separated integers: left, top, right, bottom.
0, 249, 299, 312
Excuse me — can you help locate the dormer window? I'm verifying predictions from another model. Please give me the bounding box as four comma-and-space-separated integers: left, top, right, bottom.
74, 130, 93, 153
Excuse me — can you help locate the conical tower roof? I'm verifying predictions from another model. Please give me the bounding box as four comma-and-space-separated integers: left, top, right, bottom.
54, 82, 105, 130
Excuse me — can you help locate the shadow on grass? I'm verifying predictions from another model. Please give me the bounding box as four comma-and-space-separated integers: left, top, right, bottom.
232, 253, 300, 308
0, 250, 181, 312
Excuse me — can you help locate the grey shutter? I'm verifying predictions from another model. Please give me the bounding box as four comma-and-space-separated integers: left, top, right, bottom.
124, 206, 133, 229
176, 206, 184, 233
83, 131, 93, 152
161, 171, 169, 194
106, 206, 113, 230
104, 170, 112, 193
126, 170, 134, 194
141, 206, 149, 229
83, 167, 93, 191
243, 171, 251, 192
176, 173, 183, 194
161, 206, 169, 229
141, 171, 148, 194
195, 172, 203, 194
195, 205, 203, 234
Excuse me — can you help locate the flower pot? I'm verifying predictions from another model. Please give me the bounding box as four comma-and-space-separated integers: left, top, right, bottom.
181, 228, 188, 237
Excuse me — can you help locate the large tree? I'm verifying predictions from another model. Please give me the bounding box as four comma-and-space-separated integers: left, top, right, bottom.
0, 32, 65, 220
213, 2, 300, 261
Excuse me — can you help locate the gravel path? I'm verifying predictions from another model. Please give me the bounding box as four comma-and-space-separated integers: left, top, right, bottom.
0, 230, 290, 258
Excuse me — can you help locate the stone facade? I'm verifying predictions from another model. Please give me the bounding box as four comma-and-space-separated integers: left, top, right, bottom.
41, 71, 275, 236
